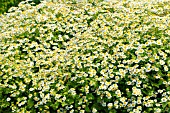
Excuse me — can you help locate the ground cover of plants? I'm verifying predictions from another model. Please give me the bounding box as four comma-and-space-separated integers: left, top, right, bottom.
0, 0, 170, 113
0, 0, 41, 14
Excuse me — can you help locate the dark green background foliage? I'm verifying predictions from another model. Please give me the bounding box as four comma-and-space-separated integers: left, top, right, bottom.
0, 0, 41, 14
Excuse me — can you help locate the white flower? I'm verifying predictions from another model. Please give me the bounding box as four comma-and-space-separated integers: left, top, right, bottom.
7, 97, 11, 102
88, 12, 95, 15
58, 35, 63, 41
161, 97, 167, 103
55, 94, 61, 100
62, 96, 66, 101
107, 103, 113, 109
132, 87, 142, 96
160, 60, 165, 65
164, 65, 168, 71
154, 108, 161, 113
115, 90, 121, 97
105, 91, 112, 99
102, 102, 106, 107
156, 39, 162, 45
80, 110, 85, 113
29, 88, 34, 91
70, 109, 74, 113
92, 108, 97, 113
158, 89, 164, 93
154, 67, 159, 71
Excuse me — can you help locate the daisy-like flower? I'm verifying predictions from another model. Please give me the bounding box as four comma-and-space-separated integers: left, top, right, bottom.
158, 89, 164, 93
7, 97, 11, 102
149, 57, 155, 63
154, 108, 161, 113
156, 39, 162, 45
127, 81, 132, 85
119, 68, 126, 77
132, 87, 142, 96
55, 94, 62, 100
107, 103, 113, 109
131, 101, 137, 108
99, 84, 107, 90
120, 97, 127, 103
92, 108, 97, 113
146, 67, 152, 72
114, 100, 119, 109
85, 85, 89, 94
112, 84, 119, 90
29, 88, 34, 92
105, 91, 112, 99
160, 60, 165, 65
164, 65, 168, 71
115, 90, 121, 97
161, 97, 167, 103
154, 67, 159, 71
88, 68, 97, 77
137, 106, 142, 111
70, 109, 74, 113
80, 110, 85, 113
138, 48, 144, 54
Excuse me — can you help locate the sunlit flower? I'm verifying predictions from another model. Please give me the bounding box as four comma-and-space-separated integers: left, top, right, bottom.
156, 39, 162, 45
160, 60, 165, 65
164, 65, 168, 71
80, 110, 85, 113
161, 97, 167, 103
29, 88, 34, 92
105, 91, 112, 99
7, 97, 11, 102
0, 0, 170, 112
132, 87, 142, 96
115, 90, 121, 97
107, 103, 113, 109
154, 108, 161, 113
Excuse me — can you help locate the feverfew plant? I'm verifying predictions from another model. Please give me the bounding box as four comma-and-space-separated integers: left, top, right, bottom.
0, 0, 170, 113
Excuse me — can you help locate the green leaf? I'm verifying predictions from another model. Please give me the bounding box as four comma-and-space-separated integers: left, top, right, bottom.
4, 88, 11, 94
75, 101, 80, 108
51, 102, 60, 110
61, 102, 67, 107
142, 90, 148, 95
27, 99, 34, 109
151, 82, 159, 88
97, 97, 102, 103
158, 80, 163, 85
127, 92, 132, 98
85, 106, 91, 112
109, 109, 117, 113
162, 102, 168, 109
66, 98, 74, 104
50, 104, 57, 110
0, 101, 10, 108
55, 102, 60, 108
146, 108, 153, 112
168, 102, 170, 107
87, 93, 94, 100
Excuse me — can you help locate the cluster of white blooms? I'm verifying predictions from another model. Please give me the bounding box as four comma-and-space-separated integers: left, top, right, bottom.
0, 0, 170, 113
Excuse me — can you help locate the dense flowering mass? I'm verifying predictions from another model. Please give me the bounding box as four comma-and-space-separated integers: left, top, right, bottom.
0, 0, 170, 113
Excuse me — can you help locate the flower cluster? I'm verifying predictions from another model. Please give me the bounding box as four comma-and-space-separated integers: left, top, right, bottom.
0, 0, 170, 113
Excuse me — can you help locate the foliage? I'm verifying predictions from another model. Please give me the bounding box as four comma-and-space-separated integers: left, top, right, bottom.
0, 0, 170, 113
0, 0, 41, 14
